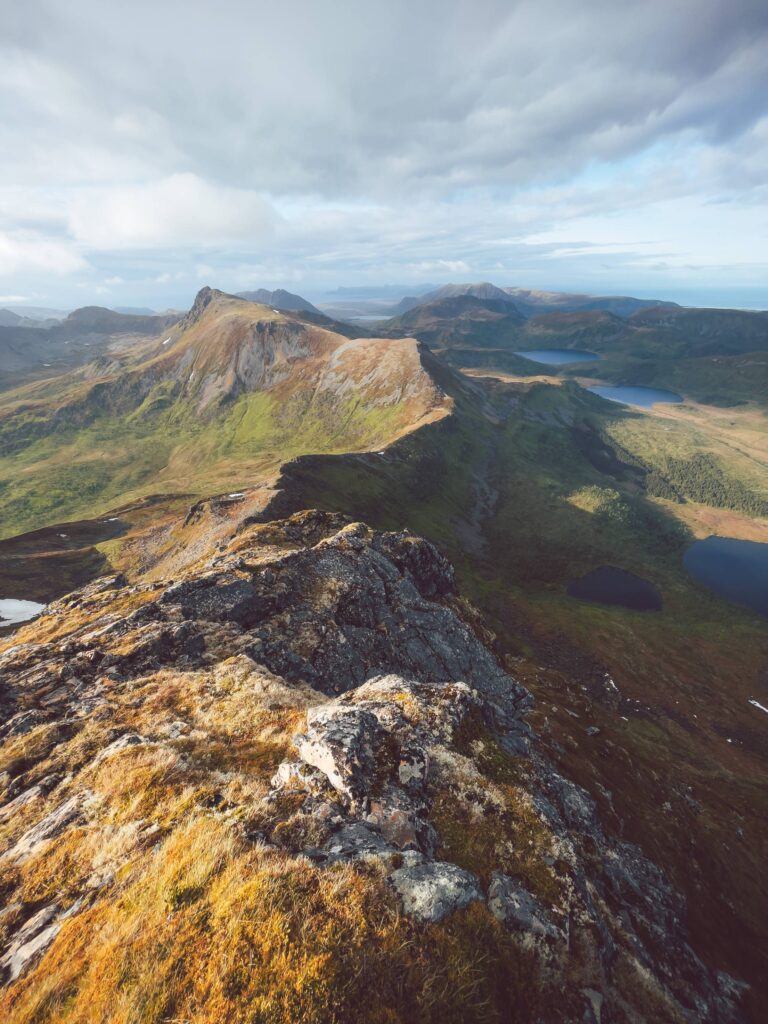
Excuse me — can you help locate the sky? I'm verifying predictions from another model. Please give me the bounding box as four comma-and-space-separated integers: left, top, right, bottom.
1, 0, 768, 311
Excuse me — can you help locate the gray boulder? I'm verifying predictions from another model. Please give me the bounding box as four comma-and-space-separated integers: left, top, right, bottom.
295, 705, 384, 806
390, 861, 482, 922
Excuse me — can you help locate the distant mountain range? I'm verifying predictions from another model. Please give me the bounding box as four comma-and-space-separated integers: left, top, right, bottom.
388, 281, 678, 318
381, 288, 768, 405
0, 308, 62, 329
236, 287, 323, 316
0, 306, 179, 388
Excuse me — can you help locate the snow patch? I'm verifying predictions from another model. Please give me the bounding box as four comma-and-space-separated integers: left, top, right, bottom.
0, 600, 45, 626
748, 698, 768, 715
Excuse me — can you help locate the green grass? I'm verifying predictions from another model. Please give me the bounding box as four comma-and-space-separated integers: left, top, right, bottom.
0, 383, 424, 539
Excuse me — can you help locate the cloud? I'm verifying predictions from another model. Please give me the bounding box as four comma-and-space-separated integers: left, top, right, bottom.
67, 174, 277, 248
0, 1, 767, 305
4, 1, 768, 197
0, 232, 87, 276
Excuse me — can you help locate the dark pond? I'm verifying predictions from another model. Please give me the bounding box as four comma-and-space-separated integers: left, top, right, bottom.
567, 566, 662, 611
515, 348, 599, 365
588, 385, 682, 407
683, 536, 768, 619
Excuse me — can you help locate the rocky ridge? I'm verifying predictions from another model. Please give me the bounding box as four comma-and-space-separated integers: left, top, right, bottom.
0, 511, 745, 1022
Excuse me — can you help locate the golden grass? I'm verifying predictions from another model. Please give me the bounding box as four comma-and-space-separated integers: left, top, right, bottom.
0, 645, 570, 1024
1, 816, 556, 1024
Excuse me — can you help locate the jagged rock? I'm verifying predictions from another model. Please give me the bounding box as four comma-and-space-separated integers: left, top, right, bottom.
273, 675, 481, 859
366, 789, 434, 852
271, 759, 329, 793
339, 674, 479, 745
487, 871, 562, 940
295, 705, 384, 807
0, 512, 749, 1019
0, 904, 61, 983
0, 709, 48, 739
390, 861, 483, 922
0, 898, 84, 984
0, 784, 43, 823
2, 792, 93, 864
160, 576, 263, 626
541, 770, 598, 833
321, 822, 402, 862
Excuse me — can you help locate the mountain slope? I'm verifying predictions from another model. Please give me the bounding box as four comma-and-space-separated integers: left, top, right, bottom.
0, 511, 746, 1023
419, 281, 521, 307
0, 288, 449, 539
384, 295, 526, 354
242, 371, 768, 1015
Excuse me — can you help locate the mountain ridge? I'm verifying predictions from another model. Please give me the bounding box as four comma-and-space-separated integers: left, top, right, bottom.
0, 510, 746, 1022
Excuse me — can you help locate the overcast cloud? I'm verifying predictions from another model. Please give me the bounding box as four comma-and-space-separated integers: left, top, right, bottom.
1, 0, 767, 308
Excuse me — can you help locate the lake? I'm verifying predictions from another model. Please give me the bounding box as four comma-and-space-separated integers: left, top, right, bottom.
515, 349, 599, 365
567, 566, 662, 611
683, 536, 768, 618
588, 385, 682, 407
0, 598, 46, 626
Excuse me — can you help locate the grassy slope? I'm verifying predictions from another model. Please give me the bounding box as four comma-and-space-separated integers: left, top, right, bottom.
264, 374, 768, 1010
0, 293, 447, 541
0, 391, 420, 540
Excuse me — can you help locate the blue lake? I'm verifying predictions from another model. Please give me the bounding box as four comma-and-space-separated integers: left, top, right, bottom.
588, 385, 683, 407
567, 566, 662, 611
683, 536, 768, 619
515, 349, 599, 365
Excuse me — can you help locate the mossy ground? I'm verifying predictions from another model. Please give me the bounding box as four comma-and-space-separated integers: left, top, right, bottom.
0, 385, 431, 540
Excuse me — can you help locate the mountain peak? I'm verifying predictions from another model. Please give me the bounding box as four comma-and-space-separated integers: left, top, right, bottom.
181, 286, 238, 328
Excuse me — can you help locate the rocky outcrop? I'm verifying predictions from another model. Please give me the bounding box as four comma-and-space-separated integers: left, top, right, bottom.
0, 511, 746, 1021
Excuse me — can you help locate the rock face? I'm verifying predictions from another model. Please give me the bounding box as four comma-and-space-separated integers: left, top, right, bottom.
0, 511, 746, 1022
